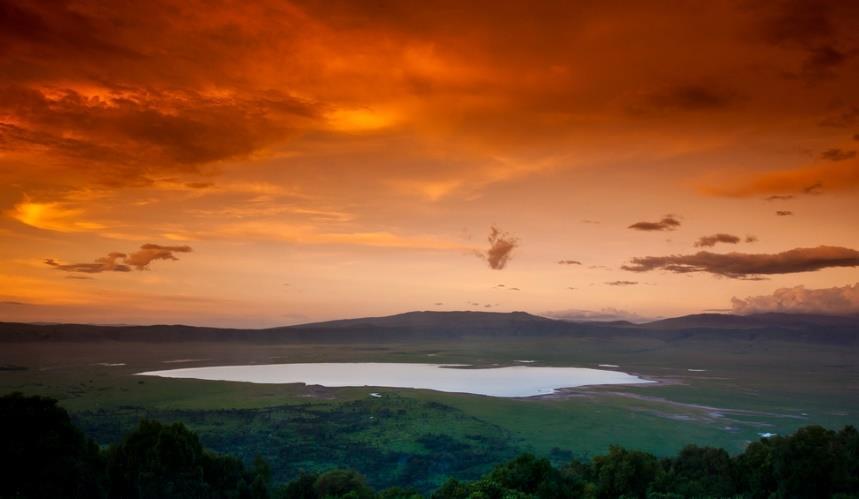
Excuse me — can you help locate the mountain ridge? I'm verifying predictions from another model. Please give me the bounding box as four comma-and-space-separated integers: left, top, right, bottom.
0, 310, 856, 344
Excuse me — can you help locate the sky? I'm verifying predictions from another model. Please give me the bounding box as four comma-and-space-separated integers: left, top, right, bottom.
1, 0, 858, 327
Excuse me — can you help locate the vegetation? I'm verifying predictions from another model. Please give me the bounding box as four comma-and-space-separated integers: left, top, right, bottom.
2, 392, 858, 498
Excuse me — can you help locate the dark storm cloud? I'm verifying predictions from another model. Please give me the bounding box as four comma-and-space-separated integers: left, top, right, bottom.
478, 226, 518, 270
0, 86, 315, 178
800, 45, 848, 79
46, 244, 193, 273
761, 0, 836, 46
628, 215, 681, 232
622, 246, 859, 279
759, 0, 852, 80
820, 148, 857, 161
694, 233, 741, 248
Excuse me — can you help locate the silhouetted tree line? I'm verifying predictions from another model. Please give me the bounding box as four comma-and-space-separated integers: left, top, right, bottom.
1, 392, 858, 498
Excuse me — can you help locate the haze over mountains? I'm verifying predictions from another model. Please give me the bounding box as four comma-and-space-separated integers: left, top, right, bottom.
1, 311, 856, 345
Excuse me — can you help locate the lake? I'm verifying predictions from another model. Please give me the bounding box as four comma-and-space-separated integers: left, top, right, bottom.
137, 362, 652, 397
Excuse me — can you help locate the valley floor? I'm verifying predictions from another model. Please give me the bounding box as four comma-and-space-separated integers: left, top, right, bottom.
2, 337, 857, 491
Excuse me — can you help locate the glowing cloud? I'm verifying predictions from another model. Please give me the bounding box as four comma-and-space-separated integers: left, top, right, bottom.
732, 283, 859, 315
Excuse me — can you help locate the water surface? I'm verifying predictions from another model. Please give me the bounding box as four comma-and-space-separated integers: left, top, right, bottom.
138, 362, 652, 397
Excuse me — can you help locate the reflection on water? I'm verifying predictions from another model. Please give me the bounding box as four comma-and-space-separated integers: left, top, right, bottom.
138, 362, 652, 397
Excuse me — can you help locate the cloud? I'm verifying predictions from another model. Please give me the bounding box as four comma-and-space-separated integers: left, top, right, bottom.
765, 194, 795, 201
543, 307, 648, 323
622, 245, 859, 279
701, 160, 859, 197
694, 233, 741, 247
0, 86, 315, 185
124, 244, 193, 270
758, 0, 849, 80
558, 259, 582, 265
776, 210, 794, 216
45, 253, 131, 273
606, 280, 638, 286
9, 199, 105, 232
800, 45, 848, 80
732, 283, 859, 315
760, 0, 835, 47
820, 148, 857, 161
45, 244, 193, 273
478, 225, 518, 270
820, 106, 859, 128
628, 215, 681, 231
745, 235, 759, 243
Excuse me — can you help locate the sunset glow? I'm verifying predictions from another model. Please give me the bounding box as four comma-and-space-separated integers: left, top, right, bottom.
1, 0, 858, 326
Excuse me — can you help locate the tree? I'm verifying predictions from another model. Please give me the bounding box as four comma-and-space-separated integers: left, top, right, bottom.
772, 425, 837, 498
106, 419, 269, 498
591, 446, 661, 499
313, 469, 374, 498
273, 472, 318, 499
734, 438, 776, 498
657, 445, 735, 497
488, 453, 575, 498
0, 392, 105, 498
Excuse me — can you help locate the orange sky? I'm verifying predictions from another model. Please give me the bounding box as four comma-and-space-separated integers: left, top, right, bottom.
1, 0, 858, 327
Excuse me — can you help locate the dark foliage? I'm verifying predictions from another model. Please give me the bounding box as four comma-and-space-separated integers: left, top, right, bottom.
0, 392, 105, 499
105, 419, 268, 498
3, 392, 859, 498
73, 397, 517, 492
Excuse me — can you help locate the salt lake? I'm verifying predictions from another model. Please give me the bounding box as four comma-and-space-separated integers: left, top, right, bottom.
137, 362, 652, 397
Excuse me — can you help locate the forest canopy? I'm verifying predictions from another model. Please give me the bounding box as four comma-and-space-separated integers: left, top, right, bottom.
1, 392, 857, 498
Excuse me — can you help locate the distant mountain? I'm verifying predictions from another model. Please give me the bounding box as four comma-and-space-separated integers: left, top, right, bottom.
279, 311, 564, 337
640, 312, 859, 330
0, 311, 856, 345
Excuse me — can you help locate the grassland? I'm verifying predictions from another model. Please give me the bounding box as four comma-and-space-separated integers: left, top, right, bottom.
1, 336, 857, 491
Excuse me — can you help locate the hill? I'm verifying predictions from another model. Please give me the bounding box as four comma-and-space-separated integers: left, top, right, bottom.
0, 311, 856, 344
